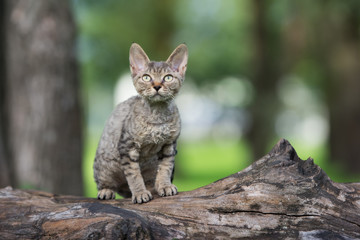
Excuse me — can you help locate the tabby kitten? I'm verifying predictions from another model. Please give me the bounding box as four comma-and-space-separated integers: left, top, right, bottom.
93, 43, 188, 204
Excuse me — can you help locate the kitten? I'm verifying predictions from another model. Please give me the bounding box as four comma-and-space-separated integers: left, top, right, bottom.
93, 43, 188, 203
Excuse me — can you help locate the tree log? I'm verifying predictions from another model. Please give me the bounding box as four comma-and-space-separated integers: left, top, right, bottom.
0, 139, 359, 239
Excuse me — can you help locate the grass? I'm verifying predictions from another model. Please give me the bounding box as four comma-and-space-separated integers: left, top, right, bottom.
82, 135, 99, 198
173, 139, 252, 191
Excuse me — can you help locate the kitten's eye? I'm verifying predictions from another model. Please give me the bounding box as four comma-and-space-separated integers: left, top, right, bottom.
163, 75, 173, 82
142, 75, 152, 82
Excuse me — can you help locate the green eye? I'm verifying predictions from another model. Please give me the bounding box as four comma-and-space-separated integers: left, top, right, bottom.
142, 75, 152, 82
164, 75, 173, 82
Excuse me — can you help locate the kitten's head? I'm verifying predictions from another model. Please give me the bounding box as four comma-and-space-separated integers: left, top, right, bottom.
129, 43, 188, 103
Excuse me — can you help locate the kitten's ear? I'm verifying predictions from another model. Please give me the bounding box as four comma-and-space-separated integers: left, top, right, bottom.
129, 43, 150, 76
166, 44, 188, 77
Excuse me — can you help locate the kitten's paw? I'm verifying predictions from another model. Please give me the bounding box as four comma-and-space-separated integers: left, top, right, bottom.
97, 189, 116, 200
157, 184, 178, 197
132, 190, 153, 204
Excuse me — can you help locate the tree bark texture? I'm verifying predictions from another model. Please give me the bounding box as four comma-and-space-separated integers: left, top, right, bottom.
0, 139, 359, 239
5, 0, 83, 194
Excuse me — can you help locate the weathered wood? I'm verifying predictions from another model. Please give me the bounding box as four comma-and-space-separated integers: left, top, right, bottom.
0, 139, 359, 239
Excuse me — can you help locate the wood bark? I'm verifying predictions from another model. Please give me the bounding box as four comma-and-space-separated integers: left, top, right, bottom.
5, 0, 83, 194
0, 139, 359, 239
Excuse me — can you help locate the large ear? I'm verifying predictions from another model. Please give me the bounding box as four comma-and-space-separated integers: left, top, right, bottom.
129, 43, 150, 76
166, 44, 188, 77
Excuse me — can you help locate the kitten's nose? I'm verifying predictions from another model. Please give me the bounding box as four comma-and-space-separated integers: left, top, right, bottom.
153, 85, 161, 91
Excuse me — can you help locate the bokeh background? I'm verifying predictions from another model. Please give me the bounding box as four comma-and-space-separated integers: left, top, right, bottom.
1, 0, 360, 197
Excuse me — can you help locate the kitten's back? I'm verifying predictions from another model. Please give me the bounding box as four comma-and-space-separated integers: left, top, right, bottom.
95, 96, 139, 160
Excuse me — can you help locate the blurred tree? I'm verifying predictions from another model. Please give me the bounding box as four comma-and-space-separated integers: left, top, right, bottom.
323, 1, 360, 174
147, 0, 175, 58
0, 0, 13, 188
246, 0, 283, 160
5, 0, 83, 194
283, 0, 360, 174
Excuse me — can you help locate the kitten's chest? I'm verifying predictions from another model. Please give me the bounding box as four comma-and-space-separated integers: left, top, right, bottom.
134, 120, 179, 158
136, 120, 179, 145
130, 101, 181, 156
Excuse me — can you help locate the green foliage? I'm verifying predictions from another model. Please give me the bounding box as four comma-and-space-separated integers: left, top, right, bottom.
74, 0, 177, 86
173, 0, 254, 82
74, 0, 257, 87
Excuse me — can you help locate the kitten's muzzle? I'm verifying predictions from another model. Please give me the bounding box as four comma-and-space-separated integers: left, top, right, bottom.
153, 85, 162, 92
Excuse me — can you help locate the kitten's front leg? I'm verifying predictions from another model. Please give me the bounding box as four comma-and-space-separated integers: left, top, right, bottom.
121, 150, 153, 203
155, 143, 178, 197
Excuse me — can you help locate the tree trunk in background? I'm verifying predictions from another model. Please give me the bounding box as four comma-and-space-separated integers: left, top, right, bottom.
0, 0, 12, 188
6, 0, 83, 194
151, 0, 175, 59
327, 6, 360, 174
246, 0, 282, 160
